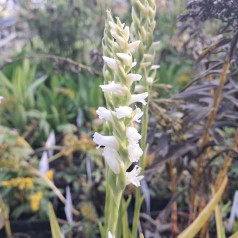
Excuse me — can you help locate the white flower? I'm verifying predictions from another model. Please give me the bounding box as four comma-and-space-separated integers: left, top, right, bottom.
115, 106, 132, 119
96, 107, 114, 122
132, 107, 143, 123
39, 151, 49, 176
64, 186, 73, 223
126, 127, 141, 144
128, 41, 141, 52
116, 53, 132, 66
128, 143, 143, 162
0, 96, 4, 104
108, 231, 115, 238
103, 56, 118, 71
126, 165, 144, 187
93, 132, 119, 149
129, 92, 148, 105
108, 21, 118, 32
134, 85, 145, 93
147, 77, 154, 85
124, 26, 130, 41
132, 62, 137, 68
126, 74, 142, 85
100, 81, 127, 96
151, 65, 160, 70
103, 147, 123, 174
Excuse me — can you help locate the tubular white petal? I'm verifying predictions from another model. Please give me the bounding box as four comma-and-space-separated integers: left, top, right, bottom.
126, 127, 141, 144
115, 106, 133, 119
96, 107, 114, 122
93, 132, 119, 149
116, 53, 132, 66
151, 65, 160, 70
108, 231, 115, 238
134, 85, 145, 93
126, 74, 142, 85
100, 81, 127, 96
103, 147, 122, 174
129, 92, 148, 105
132, 108, 143, 123
102, 56, 118, 71
128, 41, 141, 52
128, 143, 143, 162
147, 77, 154, 85
132, 62, 137, 68
126, 165, 144, 187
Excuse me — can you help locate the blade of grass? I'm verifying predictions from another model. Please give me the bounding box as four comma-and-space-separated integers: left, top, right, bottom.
48, 202, 62, 238
212, 188, 226, 238
179, 176, 228, 238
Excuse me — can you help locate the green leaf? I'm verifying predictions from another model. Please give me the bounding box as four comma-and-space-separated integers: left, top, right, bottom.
28, 75, 48, 91
48, 202, 62, 238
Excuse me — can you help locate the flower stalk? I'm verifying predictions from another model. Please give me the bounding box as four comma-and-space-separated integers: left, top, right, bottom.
130, 0, 157, 236
94, 11, 147, 237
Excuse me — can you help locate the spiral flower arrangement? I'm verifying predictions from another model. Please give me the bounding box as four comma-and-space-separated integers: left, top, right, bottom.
93, 11, 147, 237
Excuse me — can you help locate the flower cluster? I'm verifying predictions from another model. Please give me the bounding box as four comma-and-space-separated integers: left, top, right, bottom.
1, 177, 34, 190
29, 191, 43, 211
93, 14, 146, 188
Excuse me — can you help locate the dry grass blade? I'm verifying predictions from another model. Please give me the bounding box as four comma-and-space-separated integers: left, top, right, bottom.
190, 57, 231, 221
215, 129, 238, 191
169, 161, 179, 237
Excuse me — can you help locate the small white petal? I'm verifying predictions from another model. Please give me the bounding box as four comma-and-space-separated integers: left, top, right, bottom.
147, 77, 154, 85
134, 85, 145, 93
93, 132, 119, 149
124, 26, 130, 41
64, 186, 73, 223
128, 41, 141, 52
126, 165, 144, 187
126, 127, 141, 144
116, 53, 132, 66
152, 41, 161, 48
0, 96, 4, 104
130, 92, 148, 105
102, 56, 118, 71
115, 106, 133, 119
126, 74, 142, 85
128, 143, 143, 162
140, 62, 151, 67
151, 65, 160, 70
132, 107, 143, 123
96, 107, 114, 122
103, 147, 123, 174
108, 21, 118, 32
108, 231, 115, 238
40, 151, 49, 176
100, 81, 127, 96
132, 62, 137, 68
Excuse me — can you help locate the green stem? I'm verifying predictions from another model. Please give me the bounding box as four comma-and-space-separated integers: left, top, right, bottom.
108, 190, 123, 235
132, 67, 149, 238
5, 219, 12, 238
104, 165, 111, 235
